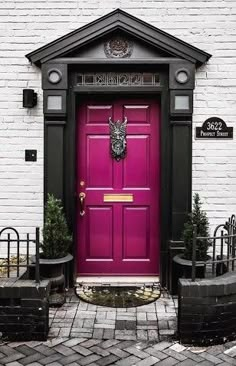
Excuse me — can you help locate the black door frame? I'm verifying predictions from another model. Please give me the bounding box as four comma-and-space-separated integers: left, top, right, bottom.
51, 65, 190, 287
44, 61, 194, 289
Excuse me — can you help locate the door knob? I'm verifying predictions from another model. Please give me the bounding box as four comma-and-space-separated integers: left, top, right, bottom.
79, 192, 86, 216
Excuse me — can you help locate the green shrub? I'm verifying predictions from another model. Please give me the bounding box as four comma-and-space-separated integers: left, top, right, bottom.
182, 193, 211, 261
41, 194, 72, 259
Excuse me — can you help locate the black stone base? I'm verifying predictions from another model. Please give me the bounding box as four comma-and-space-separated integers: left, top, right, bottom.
178, 272, 236, 346
29, 254, 72, 307
0, 279, 50, 341
172, 254, 205, 295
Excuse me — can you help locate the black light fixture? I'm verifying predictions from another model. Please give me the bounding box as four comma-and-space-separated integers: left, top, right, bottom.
23, 89, 37, 108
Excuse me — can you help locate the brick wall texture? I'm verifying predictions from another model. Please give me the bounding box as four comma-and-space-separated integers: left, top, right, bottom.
178, 274, 236, 345
0, 0, 236, 233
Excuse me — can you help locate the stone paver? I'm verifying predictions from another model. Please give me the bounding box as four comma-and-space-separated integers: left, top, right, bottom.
1, 290, 236, 365
47, 290, 177, 342
1, 334, 236, 366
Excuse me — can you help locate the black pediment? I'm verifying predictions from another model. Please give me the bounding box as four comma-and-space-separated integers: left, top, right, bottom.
66, 30, 170, 59
26, 9, 211, 66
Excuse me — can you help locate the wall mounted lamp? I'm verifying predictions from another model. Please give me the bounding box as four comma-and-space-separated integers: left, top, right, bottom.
23, 89, 37, 108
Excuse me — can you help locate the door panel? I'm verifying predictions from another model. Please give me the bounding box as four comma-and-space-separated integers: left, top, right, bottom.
86, 206, 113, 260
77, 97, 160, 275
123, 206, 150, 259
87, 105, 113, 124
86, 136, 113, 188
123, 105, 150, 123
123, 136, 150, 188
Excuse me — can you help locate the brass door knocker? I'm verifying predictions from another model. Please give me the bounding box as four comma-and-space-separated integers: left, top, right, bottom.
109, 117, 127, 161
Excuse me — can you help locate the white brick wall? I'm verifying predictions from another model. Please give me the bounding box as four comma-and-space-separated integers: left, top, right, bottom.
0, 0, 236, 234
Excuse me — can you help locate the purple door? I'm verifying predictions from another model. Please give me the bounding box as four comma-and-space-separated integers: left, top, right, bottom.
77, 98, 160, 275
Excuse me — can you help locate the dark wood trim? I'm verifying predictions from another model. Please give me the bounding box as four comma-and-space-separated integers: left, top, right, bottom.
26, 9, 211, 67
64, 80, 77, 283
62, 70, 172, 286
159, 79, 171, 287
45, 124, 64, 201
72, 86, 163, 94
170, 120, 192, 126
44, 65, 193, 289
45, 120, 66, 125
171, 122, 192, 241
48, 58, 188, 65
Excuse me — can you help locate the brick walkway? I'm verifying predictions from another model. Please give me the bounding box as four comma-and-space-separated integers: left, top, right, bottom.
1, 290, 236, 365
48, 290, 177, 341
2, 335, 236, 365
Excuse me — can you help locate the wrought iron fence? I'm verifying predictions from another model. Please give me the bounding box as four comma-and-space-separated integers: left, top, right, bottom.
192, 215, 236, 281
0, 227, 40, 283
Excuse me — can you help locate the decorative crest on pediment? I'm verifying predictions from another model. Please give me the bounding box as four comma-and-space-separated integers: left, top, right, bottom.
104, 37, 133, 58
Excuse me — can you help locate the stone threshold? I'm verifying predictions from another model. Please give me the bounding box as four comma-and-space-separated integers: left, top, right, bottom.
75, 276, 160, 287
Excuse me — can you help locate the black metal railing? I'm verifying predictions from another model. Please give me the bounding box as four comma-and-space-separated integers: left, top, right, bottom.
192, 215, 236, 281
0, 227, 40, 283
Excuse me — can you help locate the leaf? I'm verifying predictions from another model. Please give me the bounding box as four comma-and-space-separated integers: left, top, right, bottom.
182, 193, 211, 261
41, 194, 72, 259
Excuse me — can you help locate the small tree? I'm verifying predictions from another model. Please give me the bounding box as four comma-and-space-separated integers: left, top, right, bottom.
182, 193, 211, 261
41, 194, 72, 259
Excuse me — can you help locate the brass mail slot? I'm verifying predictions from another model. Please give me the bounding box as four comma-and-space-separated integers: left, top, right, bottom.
103, 194, 133, 202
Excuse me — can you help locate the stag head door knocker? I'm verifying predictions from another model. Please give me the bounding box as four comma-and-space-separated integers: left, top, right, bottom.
109, 117, 127, 161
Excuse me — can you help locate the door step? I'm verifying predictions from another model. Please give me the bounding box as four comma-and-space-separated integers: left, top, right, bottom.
75, 276, 160, 287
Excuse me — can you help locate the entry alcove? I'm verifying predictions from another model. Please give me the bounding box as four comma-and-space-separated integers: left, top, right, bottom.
26, 9, 211, 288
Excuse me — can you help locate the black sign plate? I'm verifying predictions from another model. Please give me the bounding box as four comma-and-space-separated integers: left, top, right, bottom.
196, 117, 233, 139
25, 150, 37, 162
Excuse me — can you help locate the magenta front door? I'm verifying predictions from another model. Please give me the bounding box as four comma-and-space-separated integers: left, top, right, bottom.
77, 98, 160, 275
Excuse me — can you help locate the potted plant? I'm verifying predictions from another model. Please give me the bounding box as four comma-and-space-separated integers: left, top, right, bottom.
172, 193, 211, 294
40, 194, 73, 306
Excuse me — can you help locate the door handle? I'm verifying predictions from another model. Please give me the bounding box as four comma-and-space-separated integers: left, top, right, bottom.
79, 192, 86, 216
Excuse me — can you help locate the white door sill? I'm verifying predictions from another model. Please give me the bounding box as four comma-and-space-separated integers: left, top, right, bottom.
75, 276, 160, 287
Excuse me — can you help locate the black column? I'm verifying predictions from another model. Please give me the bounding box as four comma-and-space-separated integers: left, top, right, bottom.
171, 121, 192, 240
167, 119, 192, 293
45, 121, 65, 201
168, 62, 194, 291
42, 63, 68, 203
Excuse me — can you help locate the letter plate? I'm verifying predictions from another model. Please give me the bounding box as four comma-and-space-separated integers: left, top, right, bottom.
103, 194, 133, 202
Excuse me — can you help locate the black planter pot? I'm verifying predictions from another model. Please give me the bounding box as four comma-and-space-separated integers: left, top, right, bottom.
39, 254, 73, 306
171, 254, 206, 295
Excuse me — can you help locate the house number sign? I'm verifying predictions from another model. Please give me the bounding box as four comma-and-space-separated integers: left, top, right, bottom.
196, 117, 233, 139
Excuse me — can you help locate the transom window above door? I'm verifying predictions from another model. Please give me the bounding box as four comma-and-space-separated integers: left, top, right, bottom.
75, 72, 160, 87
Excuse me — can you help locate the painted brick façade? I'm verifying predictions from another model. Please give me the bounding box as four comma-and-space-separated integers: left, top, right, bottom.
0, 0, 236, 234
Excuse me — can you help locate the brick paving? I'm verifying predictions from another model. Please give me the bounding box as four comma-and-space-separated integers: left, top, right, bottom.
1, 290, 236, 365
48, 290, 177, 342
1, 337, 236, 365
